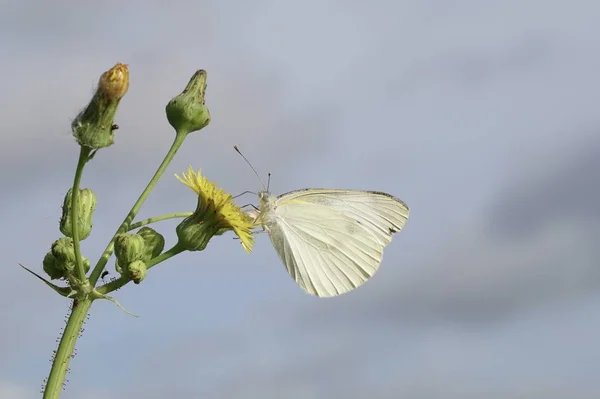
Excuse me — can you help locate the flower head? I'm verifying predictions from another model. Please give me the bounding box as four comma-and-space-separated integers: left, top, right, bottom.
175, 166, 254, 253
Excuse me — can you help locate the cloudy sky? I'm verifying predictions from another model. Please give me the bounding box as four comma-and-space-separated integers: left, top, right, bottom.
1, 0, 600, 398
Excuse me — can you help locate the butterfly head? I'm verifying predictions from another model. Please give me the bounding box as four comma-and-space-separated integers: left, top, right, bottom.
256, 189, 278, 224
258, 190, 275, 208
258, 190, 269, 202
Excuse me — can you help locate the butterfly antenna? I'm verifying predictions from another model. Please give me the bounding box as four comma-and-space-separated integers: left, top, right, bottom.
232, 190, 256, 199
267, 172, 271, 192
234, 145, 267, 191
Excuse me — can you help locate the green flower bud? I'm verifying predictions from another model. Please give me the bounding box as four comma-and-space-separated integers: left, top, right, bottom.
43, 252, 64, 280
51, 237, 77, 266
71, 63, 129, 149
60, 188, 97, 240
114, 233, 145, 267
126, 260, 147, 284
165, 70, 211, 135
137, 227, 165, 261
45, 238, 91, 279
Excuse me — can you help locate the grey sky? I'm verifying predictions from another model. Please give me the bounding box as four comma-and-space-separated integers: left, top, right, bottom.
2, 0, 600, 398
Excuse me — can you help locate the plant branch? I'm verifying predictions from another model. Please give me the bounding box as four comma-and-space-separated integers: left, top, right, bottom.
88, 133, 187, 286
96, 243, 185, 294
70, 147, 92, 282
127, 212, 192, 231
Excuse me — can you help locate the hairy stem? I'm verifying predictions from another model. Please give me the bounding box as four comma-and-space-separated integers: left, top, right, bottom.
43, 297, 93, 399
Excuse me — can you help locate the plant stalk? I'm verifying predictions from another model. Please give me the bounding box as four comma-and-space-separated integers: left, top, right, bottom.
43, 297, 93, 399
71, 147, 92, 281
88, 132, 187, 286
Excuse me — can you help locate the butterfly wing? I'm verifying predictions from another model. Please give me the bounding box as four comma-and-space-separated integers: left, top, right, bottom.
264, 189, 409, 297
276, 189, 409, 245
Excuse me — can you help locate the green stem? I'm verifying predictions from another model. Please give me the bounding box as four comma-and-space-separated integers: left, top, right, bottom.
88, 133, 187, 286
43, 297, 93, 399
71, 147, 92, 282
128, 212, 192, 231
96, 243, 185, 294
146, 243, 185, 270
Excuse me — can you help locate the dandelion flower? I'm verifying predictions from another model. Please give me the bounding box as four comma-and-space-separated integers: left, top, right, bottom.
175, 166, 254, 253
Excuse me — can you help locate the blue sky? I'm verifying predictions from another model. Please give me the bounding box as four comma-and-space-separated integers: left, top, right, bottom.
1, 0, 600, 398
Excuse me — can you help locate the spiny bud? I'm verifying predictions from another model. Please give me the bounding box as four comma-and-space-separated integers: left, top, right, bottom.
71, 63, 129, 149
126, 260, 147, 284
114, 233, 145, 267
137, 227, 165, 261
60, 188, 97, 240
165, 70, 211, 135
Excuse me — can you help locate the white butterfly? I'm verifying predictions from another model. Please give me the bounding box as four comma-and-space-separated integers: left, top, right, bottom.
249, 188, 409, 298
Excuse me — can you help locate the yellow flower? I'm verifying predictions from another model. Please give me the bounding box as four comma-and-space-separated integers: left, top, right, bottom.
175, 166, 254, 253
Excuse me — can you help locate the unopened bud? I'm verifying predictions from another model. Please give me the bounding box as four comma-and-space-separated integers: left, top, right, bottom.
44, 238, 91, 279
126, 260, 147, 284
165, 70, 211, 135
51, 237, 77, 266
71, 63, 129, 149
114, 233, 145, 268
43, 252, 64, 280
137, 227, 165, 261
60, 188, 97, 240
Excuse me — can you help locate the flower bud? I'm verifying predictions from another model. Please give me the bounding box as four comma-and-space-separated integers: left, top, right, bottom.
126, 260, 147, 284
165, 70, 211, 135
43, 252, 64, 280
114, 233, 145, 267
51, 237, 77, 266
137, 227, 165, 261
71, 63, 129, 149
44, 238, 91, 279
60, 188, 97, 240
